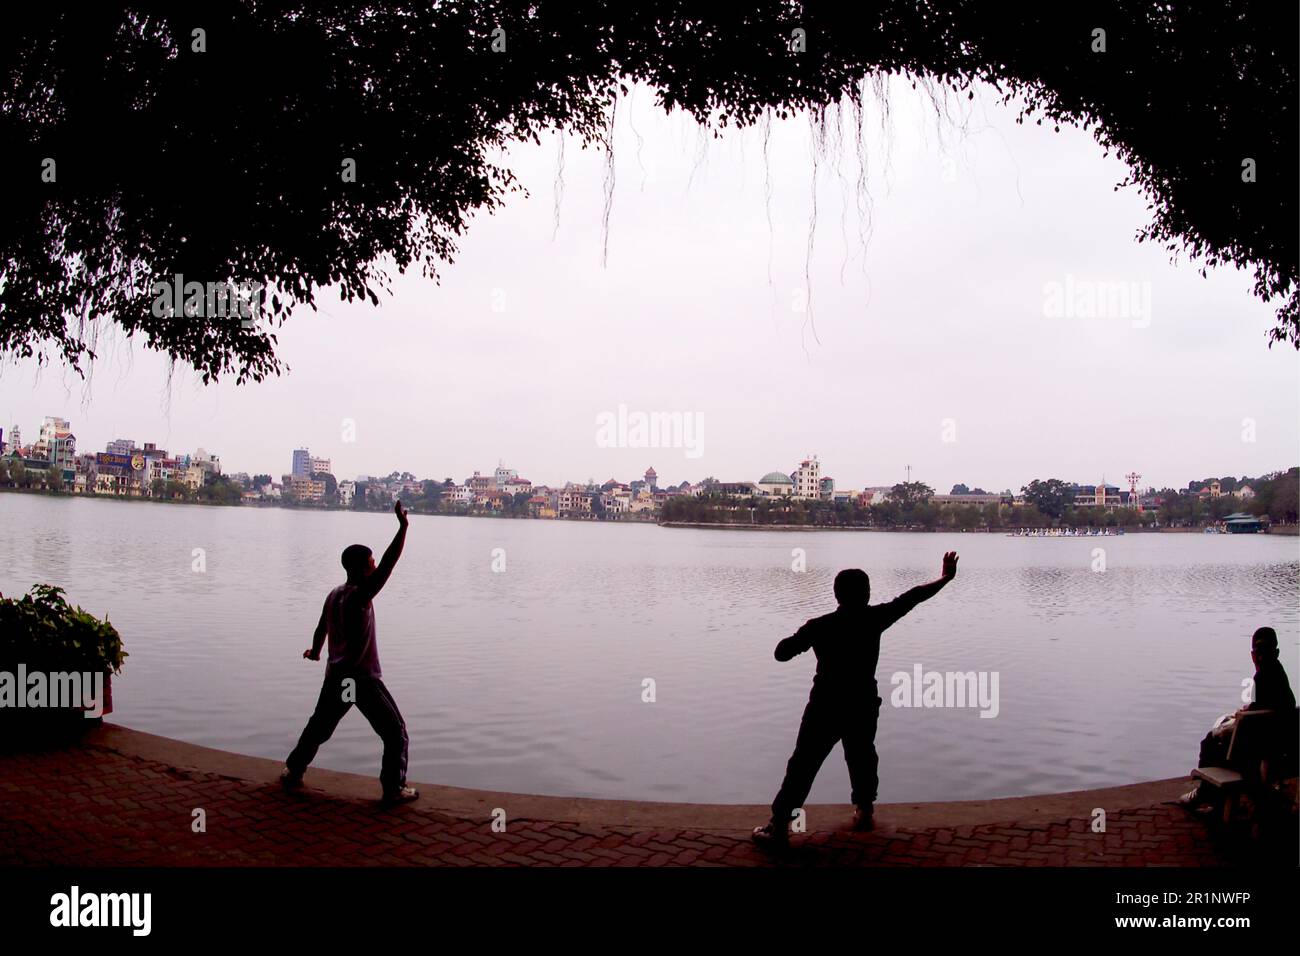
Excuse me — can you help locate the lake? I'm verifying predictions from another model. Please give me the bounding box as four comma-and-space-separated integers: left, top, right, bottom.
2, 493, 1296, 805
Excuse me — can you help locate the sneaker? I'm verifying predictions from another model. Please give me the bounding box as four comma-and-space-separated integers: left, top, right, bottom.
280, 767, 303, 791
381, 785, 420, 805
751, 822, 789, 850
852, 805, 875, 832
1176, 785, 1206, 808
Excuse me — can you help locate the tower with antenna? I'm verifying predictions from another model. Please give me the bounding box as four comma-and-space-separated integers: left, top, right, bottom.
1125, 471, 1142, 510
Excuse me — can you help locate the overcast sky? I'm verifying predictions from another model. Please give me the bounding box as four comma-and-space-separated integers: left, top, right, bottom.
3, 77, 1297, 493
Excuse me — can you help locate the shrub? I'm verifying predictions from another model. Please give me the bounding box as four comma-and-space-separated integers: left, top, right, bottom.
0, 585, 127, 675
0, 585, 126, 746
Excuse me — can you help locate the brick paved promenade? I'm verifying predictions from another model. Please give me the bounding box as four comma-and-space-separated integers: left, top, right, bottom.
0, 724, 1232, 867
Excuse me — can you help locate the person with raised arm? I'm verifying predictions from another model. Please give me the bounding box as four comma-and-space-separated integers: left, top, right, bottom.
753, 551, 959, 849
282, 501, 418, 805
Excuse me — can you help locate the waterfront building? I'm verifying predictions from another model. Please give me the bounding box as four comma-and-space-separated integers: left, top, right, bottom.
442, 485, 473, 505
558, 490, 593, 515
74, 453, 98, 492
34, 417, 69, 457
337, 481, 356, 507
644, 466, 657, 491
193, 448, 223, 477
757, 471, 795, 496
33, 417, 76, 482
477, 490, 508, 511
466, 471, 494, 494
284, 475, 326, 501
292, 448, 312, 477
494, 464, 518, 487
95, 472, 126, 495
627, 492, 656, 515
94, 448, 144, 495
502, 477, 533, 496
1223, 512, 1263, 533
714, 481, 759, 497
51, 432, 77, 483
1194, 479, 1223, 499
1072, 480, 1122, 508
793, 457, 821, 499
1237, 484, 1255, 500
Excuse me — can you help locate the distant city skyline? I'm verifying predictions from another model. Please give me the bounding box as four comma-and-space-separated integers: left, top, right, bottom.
2, 79, 1296, 493
2, 411, 1287, 499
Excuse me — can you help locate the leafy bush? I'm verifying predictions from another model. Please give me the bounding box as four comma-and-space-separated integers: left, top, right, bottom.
0, 584, 126, 677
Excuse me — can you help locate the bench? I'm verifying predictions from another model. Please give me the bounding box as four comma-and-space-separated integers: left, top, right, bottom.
1192, 707, 1299, 829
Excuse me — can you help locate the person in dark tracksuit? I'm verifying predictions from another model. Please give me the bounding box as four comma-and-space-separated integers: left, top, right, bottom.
282, 500, 419, 805
753, 551, 959, 849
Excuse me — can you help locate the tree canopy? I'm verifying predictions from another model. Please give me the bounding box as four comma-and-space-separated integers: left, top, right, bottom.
2, 1, 1295, 383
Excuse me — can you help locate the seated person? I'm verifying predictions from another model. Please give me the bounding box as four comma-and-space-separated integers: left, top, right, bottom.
1180, 626, 1295, 807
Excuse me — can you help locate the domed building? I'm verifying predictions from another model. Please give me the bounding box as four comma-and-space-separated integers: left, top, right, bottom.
758, 471, 795, 496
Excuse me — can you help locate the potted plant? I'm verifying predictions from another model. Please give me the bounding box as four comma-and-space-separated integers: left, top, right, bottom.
0, 585, 127, 746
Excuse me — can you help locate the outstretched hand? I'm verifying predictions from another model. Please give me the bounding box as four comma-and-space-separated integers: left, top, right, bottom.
942, 551, 959, 580
394, 500, 408, 527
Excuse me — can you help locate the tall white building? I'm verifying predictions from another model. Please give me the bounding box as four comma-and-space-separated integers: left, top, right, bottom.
494, 464, 518, 487
35, 417, 70, 457
793, 456, 821, 499
36, 417, 76, 478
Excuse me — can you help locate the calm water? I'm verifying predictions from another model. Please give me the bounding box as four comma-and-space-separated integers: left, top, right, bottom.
2, 493, 1297, 804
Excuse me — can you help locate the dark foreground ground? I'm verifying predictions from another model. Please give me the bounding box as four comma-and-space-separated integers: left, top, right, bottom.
2, 723, 1275, 867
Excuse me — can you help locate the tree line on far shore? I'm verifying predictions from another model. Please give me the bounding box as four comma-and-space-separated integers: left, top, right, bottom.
4, 461, 1296, 529
660, 470, 1300, 529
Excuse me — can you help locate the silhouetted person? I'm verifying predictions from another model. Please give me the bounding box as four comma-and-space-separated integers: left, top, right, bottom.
282, 501, 418, 804
753, 551, 959, 849
1180, 626, 1296, 807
